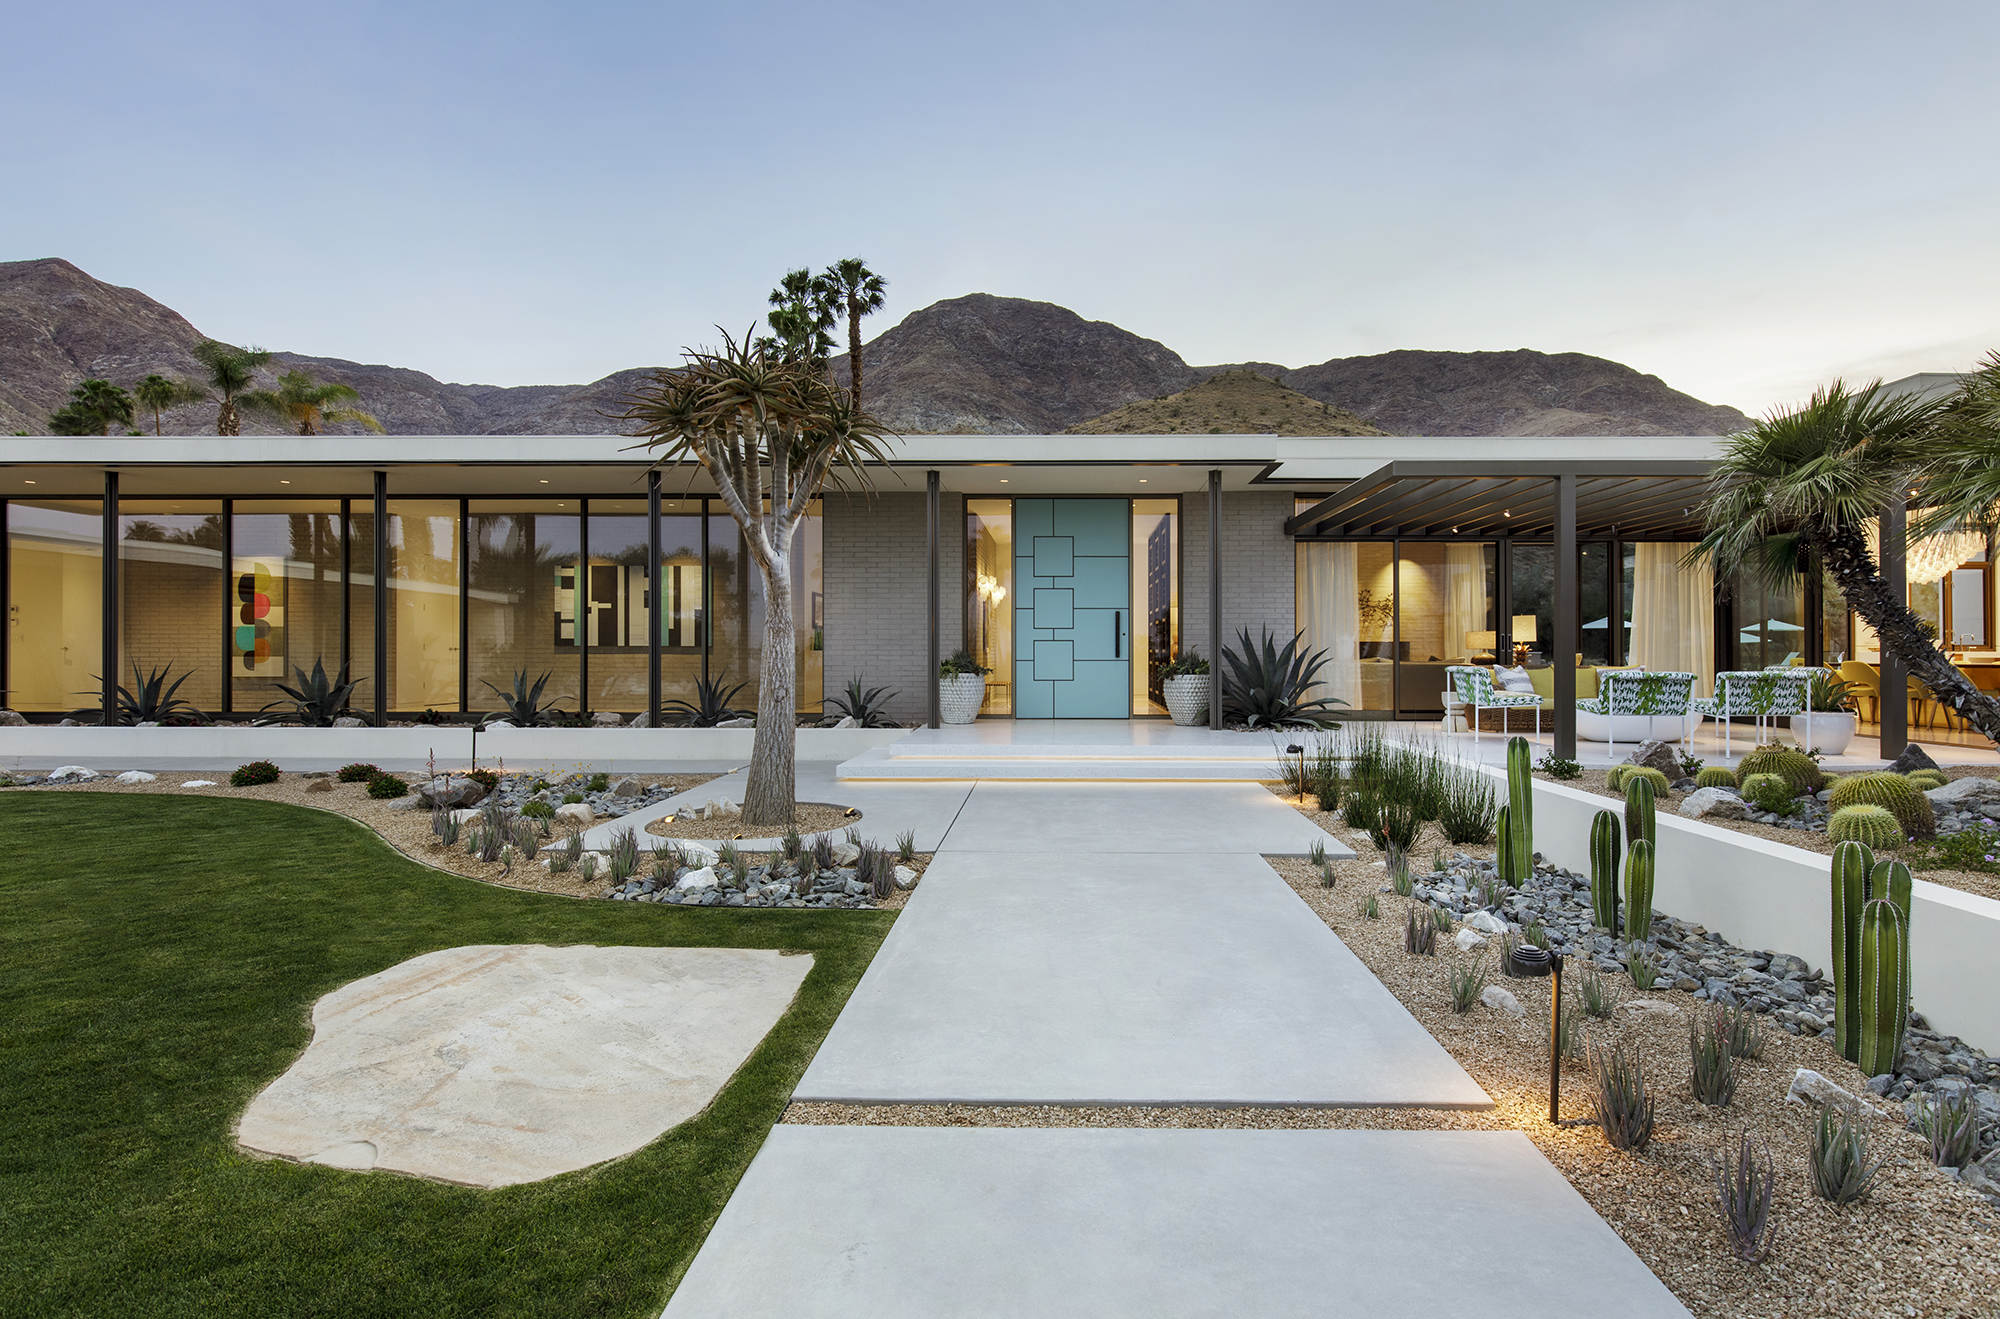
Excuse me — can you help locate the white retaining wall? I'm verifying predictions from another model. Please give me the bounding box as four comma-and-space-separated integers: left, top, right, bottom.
1485, 768, 2000, 1055
0, 725, 911, 771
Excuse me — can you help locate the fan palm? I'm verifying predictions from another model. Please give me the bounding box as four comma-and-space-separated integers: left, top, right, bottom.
1911, 352, 2000, 542
132, 373, 208, 435
191, 340, 274, 435
48, 379, 135, 435
818, 258, 887, 406
761, 268, 837, 367
617, 327, 896, 822
244, 368, 385, 435
1691, 379, 2000, 743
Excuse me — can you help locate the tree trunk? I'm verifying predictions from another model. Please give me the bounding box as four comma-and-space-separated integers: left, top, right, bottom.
217, 399, 239, 437
741, 548, 798, 825
848, 301, 863, 407
1817, 525, 2000, 745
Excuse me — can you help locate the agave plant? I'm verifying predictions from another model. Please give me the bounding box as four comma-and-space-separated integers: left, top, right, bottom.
76, 661, 206, 725
825, 675, 901, 728
1219, 627, 1345, 728
662, 672, 754, 728
481, 669, 568, 726
258, 658, 364, 727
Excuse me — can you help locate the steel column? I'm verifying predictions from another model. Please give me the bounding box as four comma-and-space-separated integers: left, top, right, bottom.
372, 470, 387, 727
1554, 475, 1578, 759
647, 470, 662, 727
220, 499, 234, 714
339, 499, 351, 683
1879, 501, 1908, 759
926, 470, 940, 729
0, 499, 9, 710
101, 470, 119, 724
457, 497, 469, 713
578, 499, 590, 717
1208, 469, 1222, 731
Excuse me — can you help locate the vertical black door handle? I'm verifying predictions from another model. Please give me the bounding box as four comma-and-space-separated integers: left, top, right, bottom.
1114, 611, 1121, 658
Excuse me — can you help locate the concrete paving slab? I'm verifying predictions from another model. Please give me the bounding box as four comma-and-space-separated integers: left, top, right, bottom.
236, 944, 809, 1187
794, 852, 1486, 1107
936, 780, 1347, 856
662, 1126, 1691, 1318
574, 763, 975, 853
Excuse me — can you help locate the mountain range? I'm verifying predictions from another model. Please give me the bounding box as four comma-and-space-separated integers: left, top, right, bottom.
0, 258, 1751, 438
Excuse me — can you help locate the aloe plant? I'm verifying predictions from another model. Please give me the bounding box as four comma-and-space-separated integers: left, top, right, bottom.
258, 657, 363, 726
481, 669, 568, 726
663, 672, 755, 728
79, 660, 206, 725
1589, 809, 1622, 935
1219, 626, 1346, 728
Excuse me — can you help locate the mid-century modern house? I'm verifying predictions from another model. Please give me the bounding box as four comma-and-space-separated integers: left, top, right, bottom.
0, 377, 1979, 758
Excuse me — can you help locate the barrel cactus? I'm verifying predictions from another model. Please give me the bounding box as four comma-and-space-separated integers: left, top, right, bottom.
1606, 764, 1634, 792
1694, 766, 1737, 790
1827, 771, 1936, 841
1907, 769, 1947, 790
1827, 804, 1904, 850
1740, 772, 1797, 813
1621, 766, 1671, 796
1734, 745, 1824, 795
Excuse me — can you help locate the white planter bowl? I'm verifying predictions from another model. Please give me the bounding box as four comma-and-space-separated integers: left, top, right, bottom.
1163, 674, 1210, 726
938, 672, 987, 724
1789, 711, 1856, 756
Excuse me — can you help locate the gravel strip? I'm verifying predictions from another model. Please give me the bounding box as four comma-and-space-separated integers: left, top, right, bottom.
644, 801, 859, 841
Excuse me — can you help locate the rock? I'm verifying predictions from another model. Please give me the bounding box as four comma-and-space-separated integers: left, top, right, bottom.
893, 865, 919, 890
419, 776, 488, 809
58, 718, 80, 726
1623, 998, 1681, 1020
1925, 777, 2000, 807
627, 711, 652, 728
0, 709, 27, 726
832, 841, 862, 865
386, 796, 428, 812
1785, 1068, 1888, 1118
1623, 739, 1682, 781
674, 867, 719, 891
1465, 910, 1508, 935
1965, 1155, 2000, 1198
716, 717, 755, 729
1480, 986, 1525, 1016
831, 715, 858, 729
46, 765, 98, 783
1901, 1049, 1945, 1084
1679, 786, 1751, 820
611, 776, 644, 798
331, 716, 367, 728
592, 711, 623, 727
1452, 928, 1485, 951
1886, 744, 1941, 775
480, 719, 514, 731
113, 770, 156, 784
305, 779, 333, 794
554, 802, 594, 828
700, 798, 741, 820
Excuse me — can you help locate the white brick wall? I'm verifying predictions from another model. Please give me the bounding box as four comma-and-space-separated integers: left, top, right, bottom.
822, 489, 964, 723
1182, 490, 1296, 663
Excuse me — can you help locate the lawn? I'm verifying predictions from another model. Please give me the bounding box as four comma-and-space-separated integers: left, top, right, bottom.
0, 792, 893, 1318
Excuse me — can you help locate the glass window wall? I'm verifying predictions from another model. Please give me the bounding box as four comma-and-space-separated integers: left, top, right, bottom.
467, 502, 579, 716
231, 501, 345, 712
6, 500, 101, 713
387, 501, 460, 712
1132, 498, 1178, 715
119, 501, 224, 712
966, 499, 1013, 716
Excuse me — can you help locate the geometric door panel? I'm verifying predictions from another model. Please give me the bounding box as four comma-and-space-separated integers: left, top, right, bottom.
1014, 498, 1130, 718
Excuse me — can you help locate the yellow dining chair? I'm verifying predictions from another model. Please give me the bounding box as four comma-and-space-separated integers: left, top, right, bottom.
1838, 661, 1879, 724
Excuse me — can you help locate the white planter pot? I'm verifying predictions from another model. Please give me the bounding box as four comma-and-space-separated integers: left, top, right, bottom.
1163, 674, 1210, 726
1789, 711, 1856, 756
938, 673, 987, 724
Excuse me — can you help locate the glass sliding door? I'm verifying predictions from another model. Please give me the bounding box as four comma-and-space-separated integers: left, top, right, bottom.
466, 502, 580, 715
1396, 542, 1496, 714
965, 499, 1013, 716
119, 501, 224, 712
387, 501, 461, 712
6, 500, 101, 713
1132, 498, 1178, 715
231, 502, 345, 714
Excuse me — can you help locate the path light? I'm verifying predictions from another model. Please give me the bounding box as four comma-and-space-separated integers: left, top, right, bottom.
1508, 943, 1565, 1123
1286, 744, 1306, 799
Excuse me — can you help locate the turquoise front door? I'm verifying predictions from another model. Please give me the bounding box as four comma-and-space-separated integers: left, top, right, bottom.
1013, 498, 1130, 718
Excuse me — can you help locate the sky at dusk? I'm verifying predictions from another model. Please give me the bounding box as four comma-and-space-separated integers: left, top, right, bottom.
6, 0, 1996, 414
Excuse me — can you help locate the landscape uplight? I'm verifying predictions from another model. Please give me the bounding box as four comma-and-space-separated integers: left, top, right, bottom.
1508, 943, 1565, 1123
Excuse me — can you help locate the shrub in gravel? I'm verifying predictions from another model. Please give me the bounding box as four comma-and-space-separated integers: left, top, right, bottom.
1577, 966, 1617, 1018
1340, 784, 1382, 835
521, 799, 554, 819
230, 760, 280, 787
1690, 1009, 1738, 1106
366, 772, 408, 799
1828, 771, 1935, 841
561, 792, 585, 805
464, 768, 499, 790
587, 772, 610, 793
1403, 904, 1437, 955
1827, 804, 1903, 850
1741, 772, 1798, 814
1809, 1108, 1883, 1206
1734, 744, 1825, 795
1715, 1131, 1779, 1263
1717, 1001, 1767, 1059
1913, 1088, 1980, 1168
335, 762, 380, 783
1447, 955, 1487, 1012
1437, 768, 1496, 844
1694, 766, 1737, 790
1588, 1040, 1655, 1152
606, 827, 640, 883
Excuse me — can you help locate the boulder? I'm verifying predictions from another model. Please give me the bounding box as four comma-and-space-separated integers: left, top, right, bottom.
1886, 744, 1942, 775
1452, 928, 1485, 952
480, 719, 514, 732
675, 866, 719, 892
181, 779, 218, 787
716, 717, 754, 729
0, 709, 27, 727
46, 765, 98, 783
113, 770, 157, 785
1480, 986, 1525, 1016
592, 711, 623, 728
627, 711, 651, 728
893, 865, 919, 891
700, 798, 742, 820
1622, 998, 1682, 1020
1925, 777, 2000, 807
1784, 1068, 1888, 1118
554, 802, 594, 829
831, 715, 858, 729
1680, 786, 1751, 820
331, 716, 367, 728
1624, 739, 1682, 781
419, 776, 488, 809
1465, 910, 1508, 935
305, 779, 333, 794
1964, 1150, 2000, 1198
611, 776, 644, 798
832, 841, 862, 865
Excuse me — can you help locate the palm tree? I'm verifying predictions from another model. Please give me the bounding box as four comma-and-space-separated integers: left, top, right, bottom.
191, 340, 274, 436
1692, 379, 2000, 743
761, 268, 837, 367
244, 368, 385, 435
818, 258, 887, 407
47, 379, 135, 435
131, 374, 206, 435
1911, 352, 2000, 541
618, 328, 895, 823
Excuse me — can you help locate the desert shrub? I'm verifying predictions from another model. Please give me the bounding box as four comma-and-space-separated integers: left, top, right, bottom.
366, 772, 408, 799
521, 799, 554, 819
1741, 773, 1797, 814
587, 772, 610, 793
1436, 766, 1497, 844
335, 762, 380, 783
561, 792, 585, 805
230, 760, 280, 787
464, 768, 500, 790
1536, 752, 1582, 780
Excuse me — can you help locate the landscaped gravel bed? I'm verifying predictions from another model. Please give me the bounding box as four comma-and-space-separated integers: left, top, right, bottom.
606, 837, 924, 910
644, 801, 858, 841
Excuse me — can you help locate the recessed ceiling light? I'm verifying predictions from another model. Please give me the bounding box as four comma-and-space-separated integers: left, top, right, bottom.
539, 479, 549, 484
1000, 479, 1008, 483
1139, 479, 1148, 483
279, 479, 290, 484
23, 479, 36, 484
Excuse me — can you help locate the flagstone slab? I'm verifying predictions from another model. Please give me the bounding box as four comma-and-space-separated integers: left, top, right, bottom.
662, 1126, 1692, 1318
237, 944, 809, 1187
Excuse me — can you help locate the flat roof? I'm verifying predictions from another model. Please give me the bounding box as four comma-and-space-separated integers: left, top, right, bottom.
1287, 459, 1717, 539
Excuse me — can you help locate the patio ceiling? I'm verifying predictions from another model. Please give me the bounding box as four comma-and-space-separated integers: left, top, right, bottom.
1285, 459, 1718, 540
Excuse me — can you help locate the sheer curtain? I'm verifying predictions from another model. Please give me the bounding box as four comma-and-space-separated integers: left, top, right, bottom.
1444, 544, 1489, 660
1630, 542, 1714, 695
1297, 542, 1362, 707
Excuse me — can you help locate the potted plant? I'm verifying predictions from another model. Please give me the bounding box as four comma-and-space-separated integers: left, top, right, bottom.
1161, 650, 1211, 726
1791, 670, 1858, 755
938, 650, 991, 724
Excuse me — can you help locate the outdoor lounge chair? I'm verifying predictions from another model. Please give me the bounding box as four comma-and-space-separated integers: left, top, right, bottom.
1573, 670, 1697, 761
1692, 669, 1811, 757
1444, 665, 1543, 744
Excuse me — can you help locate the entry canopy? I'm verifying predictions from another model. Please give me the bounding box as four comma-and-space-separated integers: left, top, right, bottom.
1286, 460, 1717, 540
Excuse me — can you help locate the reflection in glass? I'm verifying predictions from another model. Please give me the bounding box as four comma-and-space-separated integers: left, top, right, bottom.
387, 501, 460, 711
7, 500, 102, 712
467, 504, 579, 713
1131, 498, 1178, 715
118, 501, 224, 710
965, 499, 1012, 716
231, 502, 344, 712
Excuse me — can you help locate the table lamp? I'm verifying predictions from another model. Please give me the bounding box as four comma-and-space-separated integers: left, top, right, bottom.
1465, 629, 1496, 660
1510, 615, 1537, 664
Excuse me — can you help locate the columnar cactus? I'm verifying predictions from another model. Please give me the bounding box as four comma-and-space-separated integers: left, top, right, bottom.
1831, 842, 1914, 1073
1496, 805, 1517, 886
1830, 840, 1872, 1062
1625, 837, 1655, 944
1869, 858, 1914, 921
1506, 735, 1533, 880
1589, 809, 1622, 935
1625, 773, 1657, 851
